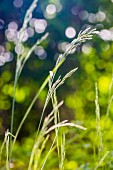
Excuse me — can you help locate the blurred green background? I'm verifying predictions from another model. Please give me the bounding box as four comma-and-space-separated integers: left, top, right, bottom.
0, 0, 113, 169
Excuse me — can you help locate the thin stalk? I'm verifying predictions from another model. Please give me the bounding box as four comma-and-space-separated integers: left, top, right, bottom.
94, 151, 110, 170
10, 58, 19, 161
40, 135, 57, 170
59, 133, 65, 170
0, 140, 5, 163
6, 134, 9, 170
95, 82, 103, 161
51, 91, 60, 157
10, 69, 18, 136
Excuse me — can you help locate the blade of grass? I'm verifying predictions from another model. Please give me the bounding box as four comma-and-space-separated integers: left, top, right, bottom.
95, 82, 103, 159
94, 151, 110, 170
59, 133, 65, 170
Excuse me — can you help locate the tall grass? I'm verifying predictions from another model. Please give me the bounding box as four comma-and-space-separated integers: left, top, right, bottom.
94, 82, 112, 169
0, 0, 100, 169
95, 82, 103, 159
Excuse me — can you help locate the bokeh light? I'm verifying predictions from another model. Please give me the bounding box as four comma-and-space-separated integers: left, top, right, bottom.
65, 27, 76, 39
58, 42, 76, 54
13, 0, 23, 8
82, 44, 92, 54
88, 13, 96, 23
71, 6, 80, 15
29, 18, 37, 28
100, 29, 111, 41
4, 52, 13, 62
98, 76, 111, 94
56, 3, 62, 12
0, 45, 13, 66
0, 55, 5, 66
46, 4, 56, 15
34, 19, 47, 33
5, 29, 17, 42
34, 46, 47, 60
79, 10, 89, 20
8, 21, 18, 30
0, 45, 5, 54
26, 27, 34, 37
96, 11, 106, 22
44, 4, 57, 19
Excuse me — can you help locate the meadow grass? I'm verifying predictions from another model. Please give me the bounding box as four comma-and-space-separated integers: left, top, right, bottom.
94, 80, 113, 169
0, 0, 109, 170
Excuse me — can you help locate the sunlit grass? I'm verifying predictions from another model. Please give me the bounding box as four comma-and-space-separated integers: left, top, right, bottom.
2, 0, 113, 170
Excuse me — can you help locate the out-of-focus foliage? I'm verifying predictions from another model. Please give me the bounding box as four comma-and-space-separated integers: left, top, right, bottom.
0, 0, 113, 169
